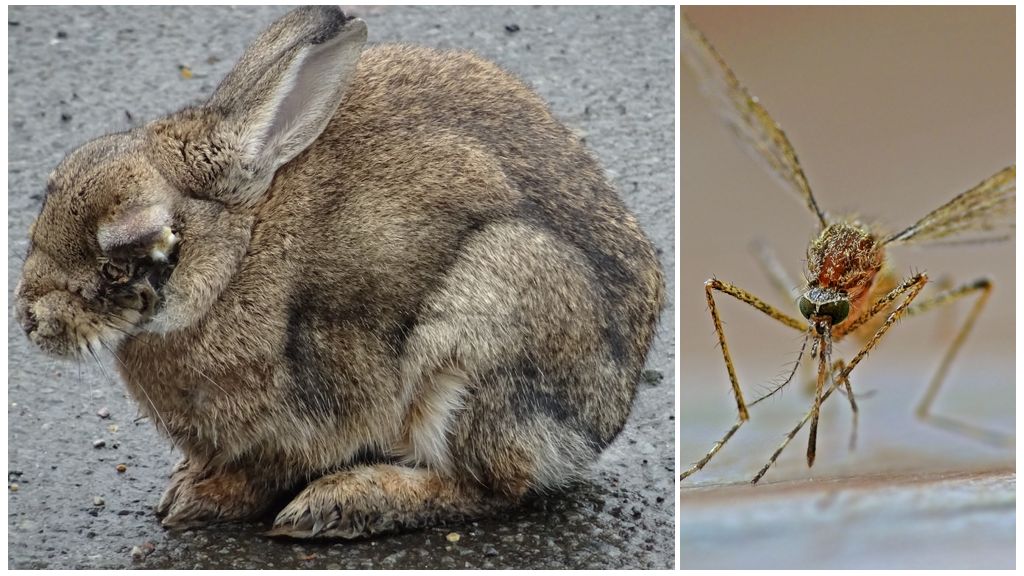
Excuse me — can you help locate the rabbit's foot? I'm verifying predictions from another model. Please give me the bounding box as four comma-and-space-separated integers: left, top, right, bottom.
155, 457, 193, 517
156, 459, 270, 529
268, 464, 496, 539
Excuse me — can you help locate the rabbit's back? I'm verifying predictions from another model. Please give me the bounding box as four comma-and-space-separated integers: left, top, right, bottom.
278, 44, 664, 371
258, 45, 664, 476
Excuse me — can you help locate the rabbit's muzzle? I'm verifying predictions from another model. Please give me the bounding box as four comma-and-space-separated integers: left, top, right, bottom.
16, 277, 159, 360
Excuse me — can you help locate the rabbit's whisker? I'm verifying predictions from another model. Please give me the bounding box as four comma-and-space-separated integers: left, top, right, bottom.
104, 322, 150, 348
99, 337, 174, 443
188, 365, 230, 396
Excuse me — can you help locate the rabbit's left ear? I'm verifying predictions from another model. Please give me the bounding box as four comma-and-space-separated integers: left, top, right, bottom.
206, 8, 367, 206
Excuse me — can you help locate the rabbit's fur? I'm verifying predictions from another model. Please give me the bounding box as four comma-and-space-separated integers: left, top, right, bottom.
15, 7, 664, 538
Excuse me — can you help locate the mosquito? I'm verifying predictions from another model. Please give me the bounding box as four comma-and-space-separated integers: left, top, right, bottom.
680, 13, 1015, 484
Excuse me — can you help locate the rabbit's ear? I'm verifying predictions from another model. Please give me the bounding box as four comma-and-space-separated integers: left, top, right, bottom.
97, 205, 178, 262
208, 8, 367, 205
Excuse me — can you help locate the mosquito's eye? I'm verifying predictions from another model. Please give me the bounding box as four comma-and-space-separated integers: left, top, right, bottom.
798, 295, 815, 319
819, 299, 850, 324
798, 295, 850, 324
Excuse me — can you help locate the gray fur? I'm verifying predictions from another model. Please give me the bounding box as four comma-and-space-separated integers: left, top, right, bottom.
14, 7, 664, 538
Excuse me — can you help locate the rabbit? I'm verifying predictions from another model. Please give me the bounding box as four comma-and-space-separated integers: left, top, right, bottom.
14, 6, 665, 539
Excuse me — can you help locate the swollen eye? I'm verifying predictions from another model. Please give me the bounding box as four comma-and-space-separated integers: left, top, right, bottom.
799, 296, 850, 324
101, 260, 132, 279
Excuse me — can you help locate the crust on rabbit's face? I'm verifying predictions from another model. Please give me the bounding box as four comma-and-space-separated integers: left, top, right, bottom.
15, 134, 181, 359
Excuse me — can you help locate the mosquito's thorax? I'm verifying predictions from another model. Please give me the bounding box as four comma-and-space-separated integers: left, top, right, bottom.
805, 222, 885, 319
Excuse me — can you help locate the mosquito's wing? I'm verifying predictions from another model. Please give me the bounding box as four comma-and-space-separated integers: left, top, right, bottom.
885, 166, 1015, 246
681, 13, 827, 229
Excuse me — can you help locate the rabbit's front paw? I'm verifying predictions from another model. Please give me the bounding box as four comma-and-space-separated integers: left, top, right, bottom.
268, 464, 490, 539
157, 460, 270, 529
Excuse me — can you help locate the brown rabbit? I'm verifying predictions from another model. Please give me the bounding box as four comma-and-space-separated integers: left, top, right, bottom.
14, 6, 664, 538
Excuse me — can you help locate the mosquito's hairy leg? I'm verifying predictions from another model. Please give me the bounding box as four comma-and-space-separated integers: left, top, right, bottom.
832, 359, 859, 451
836, 273, 929, 385
805, 335, 829, 467
751, 274, 928, 484
704, 278, 806, 421
904, 278, 1011, 446
751, 362, 850, 484
833, 273, 929, 341
680, 278, 806, 481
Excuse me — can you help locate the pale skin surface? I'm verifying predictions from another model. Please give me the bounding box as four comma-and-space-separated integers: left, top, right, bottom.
680, 8, 1014, 485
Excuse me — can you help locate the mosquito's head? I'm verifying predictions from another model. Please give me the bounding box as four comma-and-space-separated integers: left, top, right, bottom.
799, 286, 850, 328
806, 223, 884, 312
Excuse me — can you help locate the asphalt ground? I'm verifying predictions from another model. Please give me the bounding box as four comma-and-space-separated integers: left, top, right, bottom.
7, 5, 676, 569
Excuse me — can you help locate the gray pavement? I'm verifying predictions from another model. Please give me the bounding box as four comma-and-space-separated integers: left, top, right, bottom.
7, 6, 675, 569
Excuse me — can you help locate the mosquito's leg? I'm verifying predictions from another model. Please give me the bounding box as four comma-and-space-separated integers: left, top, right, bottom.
748, 239, 821, 396
837, 273, 928, 382
806, 336, 829, 467
679, 420, 743, 481
833, 359, 858, 450
751, 364, 851, 484
904, 278, 1010, 446
751, 274, 928, 483
680, 278, 806, 481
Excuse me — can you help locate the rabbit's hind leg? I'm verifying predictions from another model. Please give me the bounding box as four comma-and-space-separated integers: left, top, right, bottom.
158, 458, 276, 529
450, 381, 602, 500
267, 464, 500, 539
404, 219, 621, 499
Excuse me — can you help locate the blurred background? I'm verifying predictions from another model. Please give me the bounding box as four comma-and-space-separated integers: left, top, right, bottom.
680, 6, 1014, 569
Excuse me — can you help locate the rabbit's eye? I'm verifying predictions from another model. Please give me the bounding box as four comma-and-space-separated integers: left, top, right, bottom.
101, 260, 133, 280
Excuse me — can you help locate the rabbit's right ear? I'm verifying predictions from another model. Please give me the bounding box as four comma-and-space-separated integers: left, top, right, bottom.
203, 7, 367, 206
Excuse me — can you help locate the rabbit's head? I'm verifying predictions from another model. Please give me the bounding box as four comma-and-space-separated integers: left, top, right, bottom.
15, 7, 367, 357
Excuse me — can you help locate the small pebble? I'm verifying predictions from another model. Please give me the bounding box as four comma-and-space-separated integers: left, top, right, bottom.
93, 496, 105, 507
130, 546, 145, 561
446, 532, 461, 543
116, 464, 127, 473
108, 424, 119, 433
9, 483, 19, 492
92, 439, 106, 449
96, 407, 110, 419
642, 369, 663, 385
504, 23, 520, 33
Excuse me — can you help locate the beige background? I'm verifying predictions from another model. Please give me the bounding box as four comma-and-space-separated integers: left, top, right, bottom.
681, 6, 1014, 484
